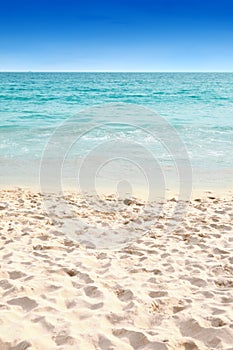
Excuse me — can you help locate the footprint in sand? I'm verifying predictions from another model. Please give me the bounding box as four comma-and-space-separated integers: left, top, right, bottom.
180, 318, 233, 348
97, 334, 112, 350
0, 279, 13, 290
207, 317, 227, 327
7, 297, 38, 312
7, 271, 26, 280
182, 340, 199, 350
77, 272, 94, 284
115, 288, 133, 302
89, 302, 104, 310
188, 277, 208, 288
149, 291, 168, 298
54, 331, 75, 346
113, 328, 168, 350
84, 285, 103, 298
0, 339, 31, 350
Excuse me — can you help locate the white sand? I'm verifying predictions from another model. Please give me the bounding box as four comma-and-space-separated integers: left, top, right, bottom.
0, 188, 233, 349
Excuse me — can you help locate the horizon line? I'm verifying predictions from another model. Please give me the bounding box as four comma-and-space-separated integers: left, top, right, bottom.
0, 70, 233, 73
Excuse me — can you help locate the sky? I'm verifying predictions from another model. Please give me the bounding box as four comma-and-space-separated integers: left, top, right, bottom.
0, 0, 233, 72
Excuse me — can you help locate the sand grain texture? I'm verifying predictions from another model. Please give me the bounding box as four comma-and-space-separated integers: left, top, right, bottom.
0, 189, 233, 349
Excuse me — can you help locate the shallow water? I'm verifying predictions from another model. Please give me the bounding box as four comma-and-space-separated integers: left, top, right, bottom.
0, 72, 233, 195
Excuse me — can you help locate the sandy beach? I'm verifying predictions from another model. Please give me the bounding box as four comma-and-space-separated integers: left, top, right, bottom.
1, 188, 233, 350
1, 0, 233, 344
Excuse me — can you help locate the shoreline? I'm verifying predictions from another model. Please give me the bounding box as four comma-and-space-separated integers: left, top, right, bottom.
1, 183, 232, 200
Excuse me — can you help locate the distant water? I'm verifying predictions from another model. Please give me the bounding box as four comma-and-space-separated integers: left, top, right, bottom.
1, 72, 233, 193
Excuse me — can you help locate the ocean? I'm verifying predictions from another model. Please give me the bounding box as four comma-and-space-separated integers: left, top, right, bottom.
1, 72, 233, 196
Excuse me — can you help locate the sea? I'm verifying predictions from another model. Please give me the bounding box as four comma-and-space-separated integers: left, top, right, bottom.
1, 72, 233, 198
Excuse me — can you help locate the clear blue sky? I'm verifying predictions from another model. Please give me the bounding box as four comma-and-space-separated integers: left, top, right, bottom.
0, 0, 233, 71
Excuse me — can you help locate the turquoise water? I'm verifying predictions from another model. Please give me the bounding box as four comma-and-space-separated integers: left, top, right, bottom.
1, 72, 233, 191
